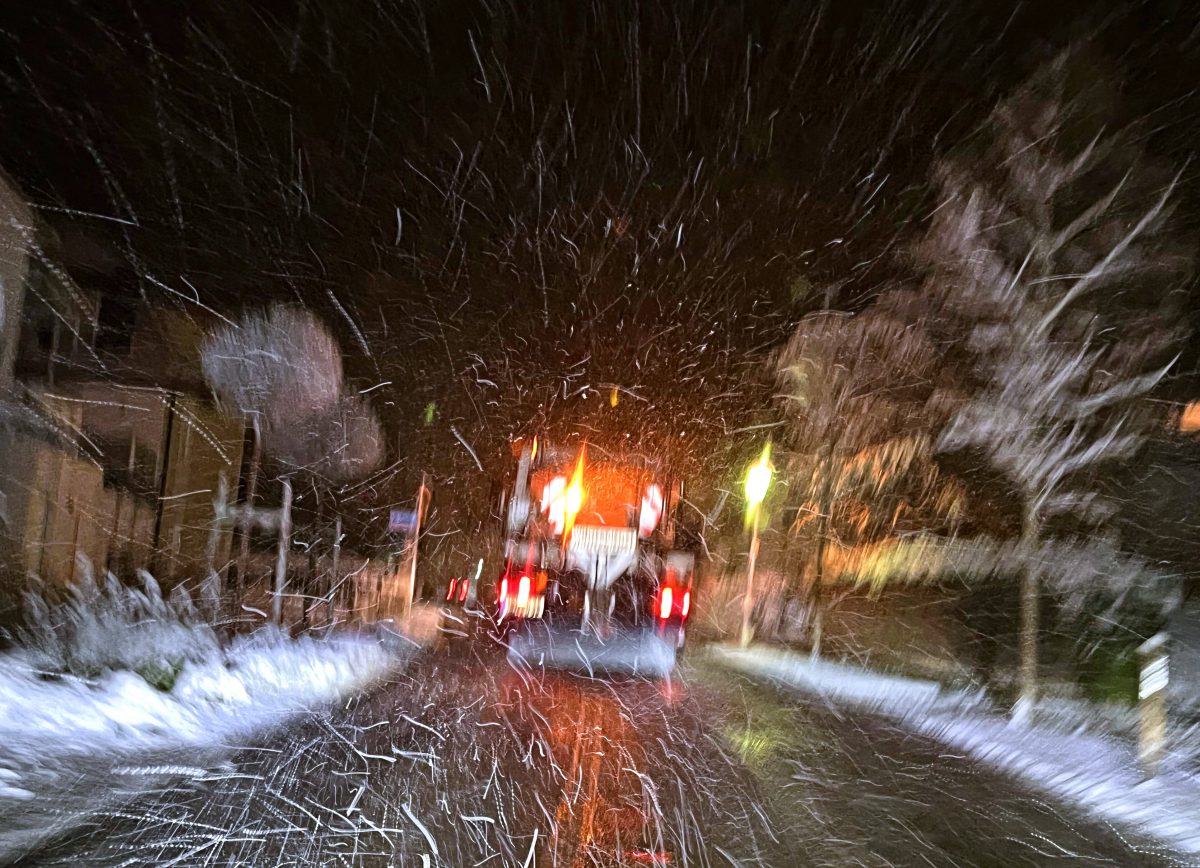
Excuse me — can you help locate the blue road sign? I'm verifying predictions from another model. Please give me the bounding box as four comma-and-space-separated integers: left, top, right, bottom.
388, 509, 418, 533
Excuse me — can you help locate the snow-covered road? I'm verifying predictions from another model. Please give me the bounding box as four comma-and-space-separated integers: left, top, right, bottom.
9, 641, 1170, 867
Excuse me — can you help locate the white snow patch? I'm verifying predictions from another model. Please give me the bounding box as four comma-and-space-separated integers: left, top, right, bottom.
710, 645, 986, 717
912, 713, 1200, 856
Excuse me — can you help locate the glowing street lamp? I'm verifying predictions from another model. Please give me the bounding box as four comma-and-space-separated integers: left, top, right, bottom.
740, 443, 772, 648
745, 448, 772, 511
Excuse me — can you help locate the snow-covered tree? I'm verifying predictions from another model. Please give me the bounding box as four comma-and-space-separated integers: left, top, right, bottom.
271, 393, 384, 486
269, 392, 384, 625
201, 305, 343, 428
200, 305, 344, 602
923, 54, 1194, 720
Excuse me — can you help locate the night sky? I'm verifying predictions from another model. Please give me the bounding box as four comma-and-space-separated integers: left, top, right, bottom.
3, 0, 1200, 557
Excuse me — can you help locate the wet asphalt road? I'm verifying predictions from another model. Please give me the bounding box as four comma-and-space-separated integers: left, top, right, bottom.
10, 640, 1183, 867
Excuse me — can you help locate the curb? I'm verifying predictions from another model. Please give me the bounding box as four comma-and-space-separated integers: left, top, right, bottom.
708, 644, 990, 718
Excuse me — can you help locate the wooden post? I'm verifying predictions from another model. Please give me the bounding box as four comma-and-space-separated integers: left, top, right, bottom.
1138, 632, 1169, 778
202, 472, 228, 616
236, 415, 261, 594
68, 504, 81, 585
352, 556, 363, 623
407, 474, 430, 618
272, 476, 292, 625
327, 513, 342, 629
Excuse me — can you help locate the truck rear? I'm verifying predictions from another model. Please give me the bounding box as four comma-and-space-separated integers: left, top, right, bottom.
493, 439, 696, 677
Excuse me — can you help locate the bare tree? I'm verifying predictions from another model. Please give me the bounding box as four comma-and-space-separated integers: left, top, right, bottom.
775, 293, 967, 653
923, 54, 1194, 722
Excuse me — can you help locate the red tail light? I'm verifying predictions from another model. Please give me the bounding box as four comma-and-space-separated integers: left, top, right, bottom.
517, 575, 531, 607
446, 579, 457, 600
680, 590, 691, 619
459, 580, 469, 603
499, 577, 508, 601
658, 586, 674, 620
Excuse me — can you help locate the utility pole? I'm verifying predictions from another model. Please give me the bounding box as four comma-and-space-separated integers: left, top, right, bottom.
151, 391, 177, 573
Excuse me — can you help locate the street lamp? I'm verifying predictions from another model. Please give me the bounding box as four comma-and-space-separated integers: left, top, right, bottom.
740, 443, 772, 648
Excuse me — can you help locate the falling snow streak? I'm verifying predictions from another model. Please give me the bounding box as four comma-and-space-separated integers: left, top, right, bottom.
3, 5, 1200, 865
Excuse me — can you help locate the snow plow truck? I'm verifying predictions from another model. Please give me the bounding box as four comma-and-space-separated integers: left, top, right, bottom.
493, 438, 697, 677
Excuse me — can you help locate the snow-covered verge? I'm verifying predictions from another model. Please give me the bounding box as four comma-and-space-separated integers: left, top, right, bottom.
711, 644, 1200, 859
0, 629, 407, 863
709, 645, 988, 716
0, 628, 399, 799
0, 571, 413, 806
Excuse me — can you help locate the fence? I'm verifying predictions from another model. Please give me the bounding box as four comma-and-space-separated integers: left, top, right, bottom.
233, 552, 413, 631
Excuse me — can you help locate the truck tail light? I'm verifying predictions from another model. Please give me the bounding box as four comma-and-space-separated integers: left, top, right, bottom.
658, 586, 674, 620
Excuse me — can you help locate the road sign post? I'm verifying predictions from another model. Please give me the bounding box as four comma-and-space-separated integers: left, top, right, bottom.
389, 476, 430, 621
1137, 632, 1169, 778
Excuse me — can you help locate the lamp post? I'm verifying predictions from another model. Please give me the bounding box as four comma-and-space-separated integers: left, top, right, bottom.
740, 444, 772, 648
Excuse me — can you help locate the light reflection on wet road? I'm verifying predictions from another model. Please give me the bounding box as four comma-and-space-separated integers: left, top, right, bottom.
13, 643, 1178, 867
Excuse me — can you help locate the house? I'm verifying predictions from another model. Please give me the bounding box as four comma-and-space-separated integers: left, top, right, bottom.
0, 168, 244, 600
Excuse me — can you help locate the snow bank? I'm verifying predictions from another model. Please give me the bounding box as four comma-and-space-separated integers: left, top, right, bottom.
715, 644, 1200, 858
0, 627, 402, 818
914, 714, 1200, 855
0, 568, 409, 807
0, 627, 395, 763
709, 644, 987, 716
14, 568, 221, 682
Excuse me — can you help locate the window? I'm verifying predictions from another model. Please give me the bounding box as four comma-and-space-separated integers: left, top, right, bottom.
94, 295, 135, 356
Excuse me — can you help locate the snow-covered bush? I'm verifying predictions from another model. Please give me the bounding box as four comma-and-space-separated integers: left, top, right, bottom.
11, 563, 219, 687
